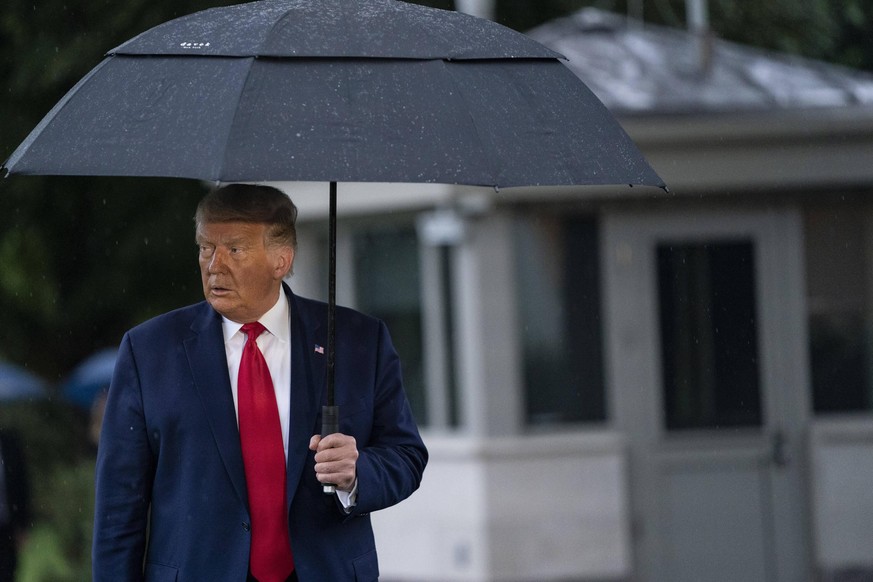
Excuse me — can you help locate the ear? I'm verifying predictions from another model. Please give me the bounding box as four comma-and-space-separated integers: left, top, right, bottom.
273, 246, 294, 279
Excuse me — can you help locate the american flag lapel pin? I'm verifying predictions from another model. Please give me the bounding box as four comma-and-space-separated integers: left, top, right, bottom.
314, 344, 324, 354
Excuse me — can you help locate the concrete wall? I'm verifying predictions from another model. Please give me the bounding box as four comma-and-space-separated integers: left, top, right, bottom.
374, 421, 873, 582
811, 418, 873, 580
374, 432, 632, 582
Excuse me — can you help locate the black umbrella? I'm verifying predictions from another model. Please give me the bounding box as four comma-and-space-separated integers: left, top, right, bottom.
3, 0, 662, 188
2, 0, 665, 489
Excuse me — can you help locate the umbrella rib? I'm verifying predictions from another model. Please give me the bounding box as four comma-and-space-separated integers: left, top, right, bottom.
437, 59, 503, 188
260, 6, 297, 58
215, 56, 260, 181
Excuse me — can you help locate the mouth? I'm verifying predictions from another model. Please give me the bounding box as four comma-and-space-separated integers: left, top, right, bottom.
209, 284, 232, 296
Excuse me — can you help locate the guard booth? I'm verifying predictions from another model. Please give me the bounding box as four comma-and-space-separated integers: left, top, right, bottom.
283, 8, 873, 582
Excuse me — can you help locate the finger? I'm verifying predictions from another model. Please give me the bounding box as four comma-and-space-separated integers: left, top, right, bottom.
314, 462, 356, 490
316, 433, 355, 452
314, 442, 358, 464
309, 434, 321, 451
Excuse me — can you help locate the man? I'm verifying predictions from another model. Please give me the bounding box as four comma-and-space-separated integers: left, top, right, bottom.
0, 429, 31, 582
93, 184, 427, 581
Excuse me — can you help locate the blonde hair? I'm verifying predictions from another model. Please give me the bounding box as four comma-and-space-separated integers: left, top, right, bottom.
195, 184, 297, 250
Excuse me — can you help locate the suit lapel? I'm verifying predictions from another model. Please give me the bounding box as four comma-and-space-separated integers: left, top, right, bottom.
181, 288, 327, 511
184, 303, 249, 510
285, 285, 326, 504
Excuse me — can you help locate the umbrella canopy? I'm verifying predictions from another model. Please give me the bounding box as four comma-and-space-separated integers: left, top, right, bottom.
0, 361, 47, 402
2, 0, 664, 190
60, 348, 117, 410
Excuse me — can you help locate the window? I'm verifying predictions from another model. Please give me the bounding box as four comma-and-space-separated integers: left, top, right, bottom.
657, 241, 762, 430
353, 227, 427, 424
515, 213, 605, 425
805, 206, 873, 413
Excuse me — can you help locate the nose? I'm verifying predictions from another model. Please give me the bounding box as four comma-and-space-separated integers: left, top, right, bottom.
207, 248, 227, 273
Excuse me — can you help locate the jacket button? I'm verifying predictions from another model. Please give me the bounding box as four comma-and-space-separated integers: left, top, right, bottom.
242, 522, 251, 532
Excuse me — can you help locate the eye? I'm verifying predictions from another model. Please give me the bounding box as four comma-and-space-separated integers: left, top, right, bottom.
230, 247, 242, 254
198, 244, 214, 257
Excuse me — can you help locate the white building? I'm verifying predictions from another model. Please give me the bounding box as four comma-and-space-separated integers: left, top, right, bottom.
284, 9, 873, 582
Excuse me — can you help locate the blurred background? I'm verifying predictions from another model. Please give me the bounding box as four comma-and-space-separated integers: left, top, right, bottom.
2, 1, 873, 581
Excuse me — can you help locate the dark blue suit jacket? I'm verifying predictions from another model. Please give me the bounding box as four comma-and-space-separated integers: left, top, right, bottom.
93, 285, 427, 581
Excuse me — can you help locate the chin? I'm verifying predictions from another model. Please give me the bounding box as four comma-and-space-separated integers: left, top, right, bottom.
208, 298, 233, 316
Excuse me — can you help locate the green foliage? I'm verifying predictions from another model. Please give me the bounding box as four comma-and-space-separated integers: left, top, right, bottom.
708, 0, 836, 57
18, 462, 96, 582
494, 0, 873, 72
0, 177, 204, 380
0, 401, 92, 581
827, 1, 873, 71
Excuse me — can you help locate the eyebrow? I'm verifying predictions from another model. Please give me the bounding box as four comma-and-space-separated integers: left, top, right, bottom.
196, 234, 250, 247
224, 237, 256, 248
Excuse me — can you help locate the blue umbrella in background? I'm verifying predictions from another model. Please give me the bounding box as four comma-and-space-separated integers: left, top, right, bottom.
61, 348, 117, 409
0, 361, 47, 401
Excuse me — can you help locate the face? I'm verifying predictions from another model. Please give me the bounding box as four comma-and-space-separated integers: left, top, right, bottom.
196, 221, 293, 323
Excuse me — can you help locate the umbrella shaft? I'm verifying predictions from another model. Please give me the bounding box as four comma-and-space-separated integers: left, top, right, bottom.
327, 181, 337, 407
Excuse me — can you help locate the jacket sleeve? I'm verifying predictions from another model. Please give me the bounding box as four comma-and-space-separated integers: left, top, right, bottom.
351, 320, 428, 515
92, 332, 154, 582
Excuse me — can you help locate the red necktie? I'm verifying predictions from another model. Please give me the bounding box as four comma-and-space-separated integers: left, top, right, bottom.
238, 322, 294, 582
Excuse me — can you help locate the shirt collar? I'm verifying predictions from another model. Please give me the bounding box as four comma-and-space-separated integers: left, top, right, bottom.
221, 289, 290, 344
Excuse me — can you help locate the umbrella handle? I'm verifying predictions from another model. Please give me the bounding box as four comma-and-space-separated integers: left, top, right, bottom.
321, 404, 340, 494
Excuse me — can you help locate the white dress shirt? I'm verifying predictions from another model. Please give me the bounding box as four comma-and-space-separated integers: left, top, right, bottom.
220, 290, 355, 508
221, 292, 291, 458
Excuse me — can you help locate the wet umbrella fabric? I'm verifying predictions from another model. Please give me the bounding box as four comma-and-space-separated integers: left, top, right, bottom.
60, 348, 117, 410
2, 0, 664, 190
0, 361, 47, 402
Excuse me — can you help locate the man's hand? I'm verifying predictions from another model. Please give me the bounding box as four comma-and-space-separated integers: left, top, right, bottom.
309, 433, 358, 492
